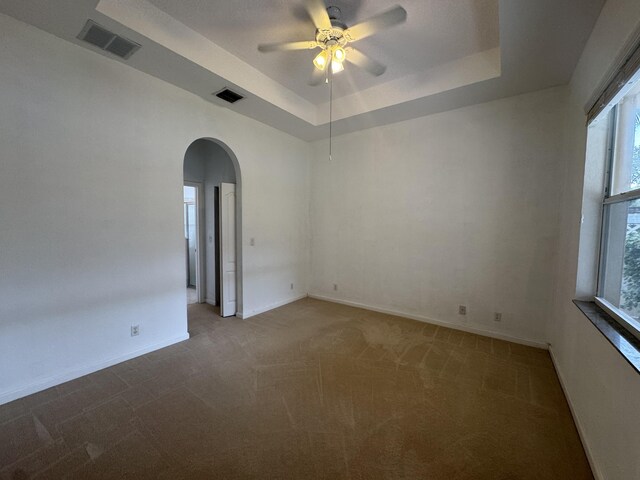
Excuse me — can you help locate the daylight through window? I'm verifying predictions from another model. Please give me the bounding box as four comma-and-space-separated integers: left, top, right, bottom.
597, 79, 640, 338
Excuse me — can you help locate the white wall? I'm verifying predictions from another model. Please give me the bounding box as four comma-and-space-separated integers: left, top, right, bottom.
0, 13, 311, 404
549, 1, 640, 479
310, 87, 568, 346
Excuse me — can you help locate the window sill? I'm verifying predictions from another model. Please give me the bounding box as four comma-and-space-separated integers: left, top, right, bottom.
573, 300, 640, 375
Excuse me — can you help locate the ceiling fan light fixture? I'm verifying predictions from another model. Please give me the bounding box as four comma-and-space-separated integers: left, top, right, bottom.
313, 49, 330, 70
333, 46, 346, 62
331, 59, 344, 74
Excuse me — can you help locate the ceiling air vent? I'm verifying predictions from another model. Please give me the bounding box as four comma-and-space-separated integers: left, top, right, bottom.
77, 20, 141, 60
214, 88, 244, 104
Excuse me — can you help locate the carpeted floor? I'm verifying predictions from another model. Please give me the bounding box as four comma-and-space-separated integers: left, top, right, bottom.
0, 298, 592, 479
187, 286, 197, 305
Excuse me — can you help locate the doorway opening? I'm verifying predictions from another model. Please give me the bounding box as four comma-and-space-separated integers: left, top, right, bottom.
182, 138, 242, 317
183, 183, 201, 304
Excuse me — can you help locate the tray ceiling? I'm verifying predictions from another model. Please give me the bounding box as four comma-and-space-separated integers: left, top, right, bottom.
0, 0, 605, 140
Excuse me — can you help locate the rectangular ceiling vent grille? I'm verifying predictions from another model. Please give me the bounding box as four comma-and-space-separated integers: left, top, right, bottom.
215, 89, 244, 104
77, 20, 141, 60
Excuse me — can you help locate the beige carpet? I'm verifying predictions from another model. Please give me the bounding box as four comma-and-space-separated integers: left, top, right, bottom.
187, 287, 197, 305
0, 298, 592, 479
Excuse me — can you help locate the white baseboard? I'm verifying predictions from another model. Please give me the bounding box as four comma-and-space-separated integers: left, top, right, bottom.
548, 347, 602, 480
308, 293, 548, 349
205, 298, 217, 306
0, 333, 190, 406
239, 294, 308, 319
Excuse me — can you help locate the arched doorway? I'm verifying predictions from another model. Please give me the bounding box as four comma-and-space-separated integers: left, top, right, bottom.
182, 138, 242, 317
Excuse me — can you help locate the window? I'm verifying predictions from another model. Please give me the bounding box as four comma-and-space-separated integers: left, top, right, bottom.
597, 80, 640, 338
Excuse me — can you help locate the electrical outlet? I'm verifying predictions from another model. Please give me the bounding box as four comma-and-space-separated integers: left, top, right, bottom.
494, 312, 502, 322
290, 283, 294, 290
333, 284, 338, 291
131, 325, 140, 337
459, 305, 467, 315
250, 238, 255, 246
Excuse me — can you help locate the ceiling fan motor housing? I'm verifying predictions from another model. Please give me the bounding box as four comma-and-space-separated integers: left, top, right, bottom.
316, 6, 348, 48
327, 6, 347, 28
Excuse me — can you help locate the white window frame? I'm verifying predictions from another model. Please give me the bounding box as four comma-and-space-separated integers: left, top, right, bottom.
595, 93, 640, 340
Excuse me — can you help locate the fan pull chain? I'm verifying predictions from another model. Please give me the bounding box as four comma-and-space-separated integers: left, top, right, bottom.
329, 65, 333, 162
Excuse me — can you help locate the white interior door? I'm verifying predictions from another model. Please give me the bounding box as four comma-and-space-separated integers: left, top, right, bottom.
219, 182, 236, 317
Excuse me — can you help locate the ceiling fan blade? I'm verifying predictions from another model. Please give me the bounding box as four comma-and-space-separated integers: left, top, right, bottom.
346, 48, 386, 76
305, 0, 332, 31
344, 5, 407, 42
309, 66, 328, 86
258, 40, 319, 52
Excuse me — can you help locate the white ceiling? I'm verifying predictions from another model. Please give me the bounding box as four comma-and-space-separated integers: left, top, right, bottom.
0, 0, 604, 141
146, 0, 500, 104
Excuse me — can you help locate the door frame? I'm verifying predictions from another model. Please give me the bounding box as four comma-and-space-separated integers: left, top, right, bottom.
183, 137, 243, 316
184, 181, 205, 304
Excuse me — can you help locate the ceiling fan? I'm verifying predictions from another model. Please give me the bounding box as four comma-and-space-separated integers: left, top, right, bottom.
258, 0, 407, 85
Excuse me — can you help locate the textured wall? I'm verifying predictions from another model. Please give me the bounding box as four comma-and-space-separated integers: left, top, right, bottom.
310, 87, 568, 345
0, 13, 311, 404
